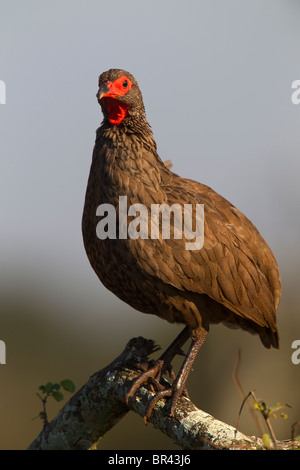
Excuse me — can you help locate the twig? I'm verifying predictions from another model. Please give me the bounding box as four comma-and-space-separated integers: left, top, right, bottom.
291, 421, 300, 447
36, 393, 49, 429
232, 350, 265, 436
236, 390, 279, 449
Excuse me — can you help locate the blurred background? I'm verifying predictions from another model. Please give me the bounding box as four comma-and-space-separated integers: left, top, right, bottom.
1, 0, 300, 450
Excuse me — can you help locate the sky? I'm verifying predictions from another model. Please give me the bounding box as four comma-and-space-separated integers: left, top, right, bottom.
0, 0, 300, 450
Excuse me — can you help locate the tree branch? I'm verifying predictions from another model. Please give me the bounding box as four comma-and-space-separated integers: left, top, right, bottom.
28, 337, 298, 450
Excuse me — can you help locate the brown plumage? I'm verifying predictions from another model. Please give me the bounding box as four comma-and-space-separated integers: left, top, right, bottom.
82, 68, 281, 416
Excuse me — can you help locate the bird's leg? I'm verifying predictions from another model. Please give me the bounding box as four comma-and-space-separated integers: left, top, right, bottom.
156, 325, 191, 378
125, 326, 191, 405
144, 330, 208, 421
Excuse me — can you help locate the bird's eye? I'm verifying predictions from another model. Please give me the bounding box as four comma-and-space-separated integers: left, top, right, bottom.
122, 80, 128, 88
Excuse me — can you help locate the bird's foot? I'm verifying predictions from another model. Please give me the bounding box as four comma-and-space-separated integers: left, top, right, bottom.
124, 326, 190, 420
125, 327, 191, 409
124, 358, 169, 404
125, 358, 189, 424
125, 328, 207, 422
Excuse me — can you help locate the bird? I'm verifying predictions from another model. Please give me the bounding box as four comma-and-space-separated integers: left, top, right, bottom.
82, 68, 281, 419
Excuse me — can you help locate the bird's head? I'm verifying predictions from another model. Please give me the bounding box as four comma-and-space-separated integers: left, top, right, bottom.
97, 69, 145, 126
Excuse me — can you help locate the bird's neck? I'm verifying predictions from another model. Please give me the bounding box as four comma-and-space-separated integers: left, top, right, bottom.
92, 120, 169, 202
100, 116, 156, 152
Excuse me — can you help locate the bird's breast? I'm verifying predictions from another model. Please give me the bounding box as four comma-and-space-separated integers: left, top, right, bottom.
82, 133, 167, 297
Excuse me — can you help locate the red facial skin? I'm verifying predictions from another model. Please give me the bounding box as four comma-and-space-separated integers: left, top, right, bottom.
99, 75, 132, 125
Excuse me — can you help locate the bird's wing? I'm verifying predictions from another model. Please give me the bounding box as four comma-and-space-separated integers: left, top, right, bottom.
127, 175, 280, 331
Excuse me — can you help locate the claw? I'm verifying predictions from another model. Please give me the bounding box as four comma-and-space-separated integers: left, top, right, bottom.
144, 389, 172, 423
125, 360, 163, 405
125, 327, 207, 422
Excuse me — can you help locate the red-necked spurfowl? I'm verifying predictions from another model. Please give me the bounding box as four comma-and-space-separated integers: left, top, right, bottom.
82, 69, 281, 418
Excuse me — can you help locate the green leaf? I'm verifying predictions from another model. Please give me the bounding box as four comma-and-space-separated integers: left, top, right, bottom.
44, 382, 53, 393
60, 379, 75, 393
52, 390, 64, 402
262, 433, 271, 449
52, 383, 60, 391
